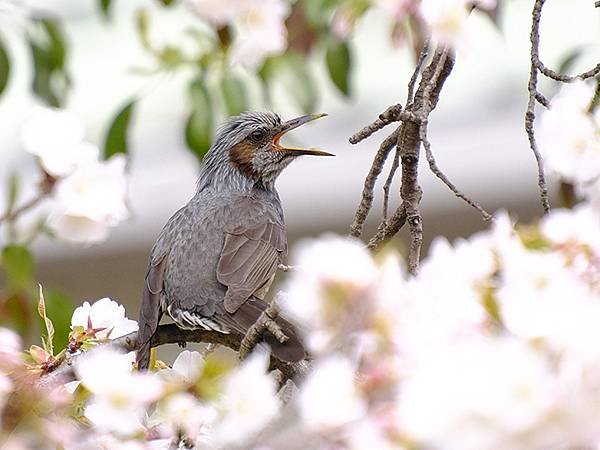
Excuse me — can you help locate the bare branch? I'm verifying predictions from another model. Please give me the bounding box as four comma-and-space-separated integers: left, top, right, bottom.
239, 304, 288, 361
349, 128, 400, 237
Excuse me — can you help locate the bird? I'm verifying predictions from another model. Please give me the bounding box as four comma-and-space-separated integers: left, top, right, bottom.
136, 111, 332, 370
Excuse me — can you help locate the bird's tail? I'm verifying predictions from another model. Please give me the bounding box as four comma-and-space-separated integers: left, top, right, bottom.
136, 259, 166, 370
229, 298, 306, 363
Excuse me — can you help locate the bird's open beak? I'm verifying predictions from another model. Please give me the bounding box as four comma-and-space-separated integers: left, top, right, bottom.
273, 113, 334, 156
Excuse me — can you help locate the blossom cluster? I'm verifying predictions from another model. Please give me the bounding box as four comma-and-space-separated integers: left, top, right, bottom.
186, 0, 291, 69
538, 80, 600, 209
1, 196, 599, 449
20, 107, 129, 245
185, 0, 496, 70
282, 203, 600, 449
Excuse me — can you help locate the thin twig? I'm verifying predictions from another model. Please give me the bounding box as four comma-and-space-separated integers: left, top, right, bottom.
526, 0, 551, 213
239, 304, 288, 361
419, 116, 492, 221
349, 107, 419, 145
0, 192, 47, 225
382, 148, 400, 221
367, 205, 407, 252
406, 38, 430, 106
535, 60, 600, 83
534, 90, 549, 108
349, 128, 400, 237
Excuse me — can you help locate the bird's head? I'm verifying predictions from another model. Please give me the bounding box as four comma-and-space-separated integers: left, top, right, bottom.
201, 111, 332, 190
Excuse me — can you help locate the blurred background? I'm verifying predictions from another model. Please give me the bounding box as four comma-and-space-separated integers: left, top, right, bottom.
0, 0, 598, 347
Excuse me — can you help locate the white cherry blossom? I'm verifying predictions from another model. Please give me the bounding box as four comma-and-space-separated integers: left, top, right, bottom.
230, 0, 290, 69
186, 0, 244, 25
419, 0, 471, 48
71, 297, 138, 340
155, 392, 216, 444
299, 355, 366, 431
75, 347, 163, 436
48, 155, 129, 245
538, 80, 600, 184
213, 350, 279, 445
158, 350, 204, 384
20, 107, 99, 177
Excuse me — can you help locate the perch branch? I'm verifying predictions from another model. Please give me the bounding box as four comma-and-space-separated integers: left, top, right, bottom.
37, 323, 308, 391
239, 303, 288, 361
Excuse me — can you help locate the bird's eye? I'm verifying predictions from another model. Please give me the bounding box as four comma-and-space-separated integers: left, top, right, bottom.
250, 129, 265, 142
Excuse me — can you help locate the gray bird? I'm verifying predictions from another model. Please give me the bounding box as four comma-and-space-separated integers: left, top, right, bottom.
136, 111, 332, 370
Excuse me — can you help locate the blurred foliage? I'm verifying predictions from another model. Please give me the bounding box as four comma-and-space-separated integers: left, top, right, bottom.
325, 38, 352, 96
103, 100, 137, 159
186, 77, 214, 161
0, 244, 73, 346
0, 33, 9, 98
27, 19, 70, 107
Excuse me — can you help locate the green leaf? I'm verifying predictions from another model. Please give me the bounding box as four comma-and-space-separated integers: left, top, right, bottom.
0, 34, 10, 99
325, 39, 351, 96
103, 100, 136, 159
302, 0, 342, 29
42, 288, 74, 351
185, 78, 213, 161
28, 19, 70, 107
0, 293, 31, 336
260, 54, 318, 113
99, 0, 112, 19
1, 245, 34, 292
221, 73, 248, 116
37, 285, 55, 356
158, 0, 177, 6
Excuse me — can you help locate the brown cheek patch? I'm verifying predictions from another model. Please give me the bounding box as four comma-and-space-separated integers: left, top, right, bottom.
229, 140, 259, 179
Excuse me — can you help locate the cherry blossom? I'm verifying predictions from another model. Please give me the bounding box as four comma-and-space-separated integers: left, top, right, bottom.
538, 80, 600, 184
213, 350, 280, 445
20, 107, 99, 177
230, 0, 290, 69
71, 297, 138, 340
48, 155, 129, 245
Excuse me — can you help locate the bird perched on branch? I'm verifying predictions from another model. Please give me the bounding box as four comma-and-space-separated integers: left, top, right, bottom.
136, 111, 331, 370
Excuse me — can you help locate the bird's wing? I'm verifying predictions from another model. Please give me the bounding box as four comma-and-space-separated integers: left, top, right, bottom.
136, 206, 188, 369
217, 219, 286, 314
